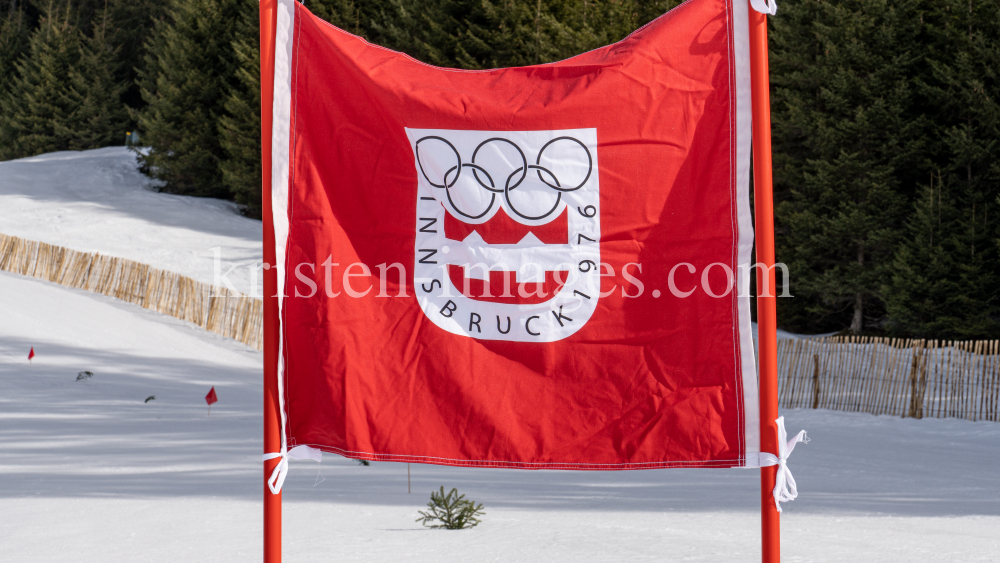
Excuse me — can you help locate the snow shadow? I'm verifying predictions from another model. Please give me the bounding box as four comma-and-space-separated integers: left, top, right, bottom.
0, 334, 263, 500
2, 271, 998, 518
278, 405, 1000, 518
4, 331, 999, 517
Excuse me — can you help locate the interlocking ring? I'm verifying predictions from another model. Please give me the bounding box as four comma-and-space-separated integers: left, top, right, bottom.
415, 135, 592, 221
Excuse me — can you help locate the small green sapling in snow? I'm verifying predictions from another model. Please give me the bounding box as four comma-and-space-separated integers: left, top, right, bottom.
416, 487, 484, 529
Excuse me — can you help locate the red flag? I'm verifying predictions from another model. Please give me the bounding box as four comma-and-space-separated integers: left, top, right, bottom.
28, 347, 34, 361
205, 387, 218, 406
269, 0, 759, 469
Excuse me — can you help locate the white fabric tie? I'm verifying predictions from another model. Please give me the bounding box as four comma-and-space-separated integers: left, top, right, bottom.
758, 416, 808, 512
749, 0, 777, 15
263, 445, 323, 494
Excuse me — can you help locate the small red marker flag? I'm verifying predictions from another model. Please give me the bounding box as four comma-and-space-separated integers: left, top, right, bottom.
205, 386, 218, 416
28, 347, 35, 362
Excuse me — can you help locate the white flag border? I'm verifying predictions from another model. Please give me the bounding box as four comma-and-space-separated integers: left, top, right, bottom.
731, 0, 762, 467
270, 0, 296, 460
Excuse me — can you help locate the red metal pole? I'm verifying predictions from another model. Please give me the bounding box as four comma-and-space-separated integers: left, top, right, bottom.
748, 5, 781, 563
260, 1, 281, 562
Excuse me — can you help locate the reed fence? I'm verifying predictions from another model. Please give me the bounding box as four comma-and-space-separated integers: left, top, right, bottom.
6, 232, 997, 418
777, 336, 1000, 422
0, 233, 262, 350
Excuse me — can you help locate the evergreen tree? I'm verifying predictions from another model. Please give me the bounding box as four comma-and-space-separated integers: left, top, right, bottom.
308, 0, 379, 39
770, 0, 927, 334
309, 0, 673, 70
1, 2, 130, 159
884, 0, 1000, 337
885, 178, 998, 338
218, 0, 261, 216
59, 11, 128, 149
397, 0, 661, 69
64, 0, 102, 35
103, 0, 169, 114
0, 2, 82, 158
137, 0, 243, 198
0, 4, 32, 106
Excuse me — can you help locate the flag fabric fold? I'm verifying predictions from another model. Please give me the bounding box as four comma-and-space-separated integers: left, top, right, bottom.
270, 0, 759, 470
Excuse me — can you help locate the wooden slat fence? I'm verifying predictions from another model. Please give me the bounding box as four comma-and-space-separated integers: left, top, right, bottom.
7, 230, 997, 414
0, 234, 262, 350
777, 336, 1000, 421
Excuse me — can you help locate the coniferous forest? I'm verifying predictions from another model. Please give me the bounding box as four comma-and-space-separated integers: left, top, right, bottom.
1, 0, 998, 338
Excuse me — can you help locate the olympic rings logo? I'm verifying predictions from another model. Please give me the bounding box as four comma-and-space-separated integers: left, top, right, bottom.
415, 136, 593, 222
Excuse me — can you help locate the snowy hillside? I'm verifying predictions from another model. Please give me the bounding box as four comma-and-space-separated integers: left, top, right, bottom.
0, 146, 809, 339
0, 147, 262, 294
2, 270, 998, 562
1, 150, 998, 562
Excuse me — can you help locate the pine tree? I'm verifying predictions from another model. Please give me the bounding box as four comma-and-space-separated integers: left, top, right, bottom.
401, 0, 659, 69
0, 2, 83, 158
137, 0, 243, 198
66, 0, 103, 35
318, 0, 672, 71
218, 0, 261, 216
884, 0, 1000, 338
0, 4, 32, 108
769, 0, 927, 334
1, 2, 131, 159
308, 0, 378, 39
885, 178, 998, 338
103, 0, 169, 114
59, 10, 128, 149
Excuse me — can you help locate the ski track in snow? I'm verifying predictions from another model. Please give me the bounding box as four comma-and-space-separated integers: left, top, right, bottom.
0, 147, 262, 295
2, 270, 999, 561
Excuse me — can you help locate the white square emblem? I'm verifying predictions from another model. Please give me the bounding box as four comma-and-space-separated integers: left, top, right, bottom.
406, 128, 601, 342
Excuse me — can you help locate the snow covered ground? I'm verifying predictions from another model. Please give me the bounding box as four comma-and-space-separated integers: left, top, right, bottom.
1, 149, 997, 561
2, 269, 998, 562
0, 147, 262, 294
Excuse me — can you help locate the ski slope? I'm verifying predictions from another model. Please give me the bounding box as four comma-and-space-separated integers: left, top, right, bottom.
0, 147, 806, 339
2, 270, 999, 562
0, 147, 262, 294
1, 149, 998, 561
